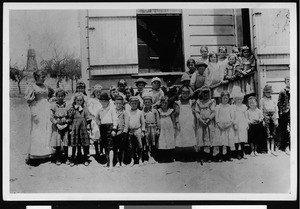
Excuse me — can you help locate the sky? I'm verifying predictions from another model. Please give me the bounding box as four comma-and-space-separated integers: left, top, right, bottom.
9, 10, 80, 68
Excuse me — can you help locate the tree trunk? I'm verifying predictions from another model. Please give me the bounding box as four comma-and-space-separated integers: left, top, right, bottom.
56, 78, 60, 88
71, 78, 74, 93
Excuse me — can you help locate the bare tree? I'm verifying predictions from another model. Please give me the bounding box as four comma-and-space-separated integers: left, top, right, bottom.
10, 64, 26, 94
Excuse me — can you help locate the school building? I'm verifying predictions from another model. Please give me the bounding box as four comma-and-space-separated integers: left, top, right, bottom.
79, 8, 290, 101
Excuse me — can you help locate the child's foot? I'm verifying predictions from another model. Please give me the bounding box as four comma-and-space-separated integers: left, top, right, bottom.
56, 160, 62, 166
250, 152, 255, 157
271, 151, 278, 156
115, 163, 120, 168
70, 161, 75, 167
121, 162, 126, 167
149, 157, 156, 164
130, 160, 134, 167
65, 159, 70, 165
84, 161, 90, 166
237, 154, 242, 160
138, 159, 143, 166
254, 151, 259, 156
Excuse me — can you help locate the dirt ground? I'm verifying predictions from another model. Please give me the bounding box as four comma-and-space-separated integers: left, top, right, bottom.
8, 96, 291, 194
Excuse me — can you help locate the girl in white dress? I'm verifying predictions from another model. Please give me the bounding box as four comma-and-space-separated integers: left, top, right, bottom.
174, 87, 197, 161
215, 91, 235, 161
232, 89, 249, 159
157, 96, 176, 162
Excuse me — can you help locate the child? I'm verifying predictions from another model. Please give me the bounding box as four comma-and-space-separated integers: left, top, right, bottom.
277, 75, 290, 154
231, 88, 248, 160
240, 46, 256, 74
142, 93, 160, 164
214, 91, 235, 162
206, 51, 223, 87
161, 75, 178, 108
247, 96, 264, 156
185, 58, 196, 78
198, 45, 209, 65
190, 61, 208, 90
95, 92, 118, 169
50, 89, 70, 165
178, 73, 194, 98
148, 77, 164, 109
134, 78, 148, 109
194, 86, 216, 164
127, 96, 146, 166
88, 84, 103, 158
260, 85, 279, 156
124, 86, 135, 111
109, 85, 118, 107
218, 46, 228, 64
113, 95, 129, 167
223, 53, 242, 81
68, 93, 91, 167
174, 87, 197, 161
232, 46, 242, 61
157, 96, 176, 162
117, 79, 127, 99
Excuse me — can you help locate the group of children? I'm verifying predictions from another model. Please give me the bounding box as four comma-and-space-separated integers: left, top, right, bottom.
47, 69, 290, 169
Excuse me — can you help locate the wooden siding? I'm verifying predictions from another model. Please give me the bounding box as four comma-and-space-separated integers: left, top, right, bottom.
251, 9, 290, 101
182, 9, 236, 61
89, 16, 138, 66
89, 65, 138, 76
252, 9, 290, 55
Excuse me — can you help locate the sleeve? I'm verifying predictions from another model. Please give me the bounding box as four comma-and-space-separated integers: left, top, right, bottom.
47, 85, 55, 99
50, 104, 58, 125
209, 100, 216, 120
274, 100, 279, 119
194, 102, 201, 120
111, 109, 118, 130
95, 109, 101, 125
258, 109, 264, 122
277, 90, 284, 115
215, 105, 220, 123
190, 73, 196, 90
24, 83, 35, 104
140, 111, 146, 131
154, 109, 161, 129
123, 111, 129, 133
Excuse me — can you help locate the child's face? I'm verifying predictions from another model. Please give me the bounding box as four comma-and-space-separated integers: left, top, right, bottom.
197, 66, 206, 75
233, 49, 240, 57
56, 92, 65, 103
144, 99, 152, 108
152, 81, 160, 90
235, 97, 243, 105
118, 84, 125, 92
285, 78, 290, 88
219, 50, 227, 58
200, 48, 208, 58
94, 90, 102, 99
181, 91, 190, 100
243, 50, 250, 58
75, 96, 84, 106
187, 62, 195, 73
166, 79, 173, 87
265, 91, 271, 97
201, 91, 210, 100
125, 90, 132, 99
249, 100, 257, 109
161, 101, 168, 109
228, 56, 236, 65
221, 95, 229, 104
130, 101, 139, 110
210, 54, 217, 63
136, 83, 145, 91
182, 80, 190, 86
100, 100, 109, 107
115, 99, 123, 110
77, 86, 85, 94
111, 90, 118, 99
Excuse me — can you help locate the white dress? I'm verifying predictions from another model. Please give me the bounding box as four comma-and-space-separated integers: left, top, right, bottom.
87, 97, 102, 141
175, 101, 197, 148
158, 108, 175, 149
232, 104, 249, 143
24, 83, 53, 159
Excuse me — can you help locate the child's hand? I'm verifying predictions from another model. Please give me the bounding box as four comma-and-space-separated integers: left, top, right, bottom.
262, 121, 266, 127
274, 120, 279, 127
141, 131, 145, 138
111, 131, 116, 137
155, 128, 160, 135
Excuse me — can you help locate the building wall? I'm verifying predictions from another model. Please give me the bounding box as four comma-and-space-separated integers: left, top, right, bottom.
251, 9, 290, 101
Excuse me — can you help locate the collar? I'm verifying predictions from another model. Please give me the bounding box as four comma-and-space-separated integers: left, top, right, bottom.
74, 105, 83, 112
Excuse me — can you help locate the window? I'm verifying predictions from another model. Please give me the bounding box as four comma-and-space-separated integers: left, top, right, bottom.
137, 14, 184, 73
